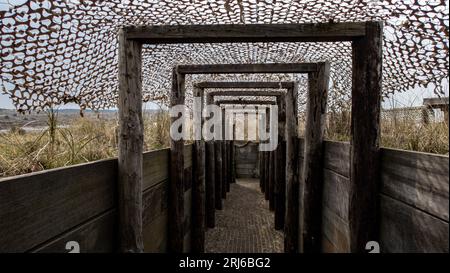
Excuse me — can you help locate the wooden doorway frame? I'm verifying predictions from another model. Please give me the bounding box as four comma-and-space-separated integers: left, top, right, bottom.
118, 22, 382, 253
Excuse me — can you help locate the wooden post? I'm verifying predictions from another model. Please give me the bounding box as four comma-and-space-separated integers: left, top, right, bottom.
274, 97, 286, 230
221, 107, 227, 199
349, 21, 383, 252
268, 150, 275, 211
117, 29, 144, 253
168, 67, 186, 253
212, 98, 223, 210
192, 87, 205, 252
299, 62, 330, 253
232, 115, 236, 183
205, 93, 216, 227
284, 84, 299, 253
264, 107, 270, 201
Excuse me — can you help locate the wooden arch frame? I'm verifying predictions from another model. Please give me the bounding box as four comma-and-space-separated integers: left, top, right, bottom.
118, 22, 382, 253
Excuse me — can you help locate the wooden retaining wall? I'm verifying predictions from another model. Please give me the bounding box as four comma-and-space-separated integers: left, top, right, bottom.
234, 141, 259, 178
298, 139, 449, 253
0, 139, 448, 253
0, 145, 193, 253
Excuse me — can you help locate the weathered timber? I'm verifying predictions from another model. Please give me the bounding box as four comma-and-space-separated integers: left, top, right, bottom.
381, 148, 449, 221
299, 62, 330, 253
125, 23, 366, 43
274, 96, 286, 230
284, 84, 299, 253
192, 87, 206, 253
168, 67, 186, 253
118, 29, 144, 253
268, 150, 275, 211
380, 194, 448, 253
218, 100, 276, 105
205, 141, 216, 228
198, 81, 294, 89
0, 159, 116, 252
349, 21, 383, 252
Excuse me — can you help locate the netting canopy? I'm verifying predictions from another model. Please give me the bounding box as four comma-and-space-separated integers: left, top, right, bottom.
0, 0, 448, 112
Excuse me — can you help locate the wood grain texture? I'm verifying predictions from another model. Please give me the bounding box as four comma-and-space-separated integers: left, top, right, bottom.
323, 141, 350, 178
205, 141, 216, 228
381, 149, 449, 221
192, 140, 206, 253
168, 66, 186, 253
125, 23, 366, 43
380, 194, 449, 253
33, 210, 116, 253
118, 28, 144, 252
0, 159, 117, 252
321, 206, 350, 253
197, 81, 295, 89
349, 21, 383, 252
299, 62, 330, 253
284, 84, 299, 253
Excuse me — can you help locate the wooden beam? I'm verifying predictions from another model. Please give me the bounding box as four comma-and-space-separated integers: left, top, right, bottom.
117, 29, 144, 253
168, 67, 186, 253
299, 62, 330, 253
349, 21, 383, 252
197, 81, 295, 89
284, 84, 299, 253
179, 64, 320, 75
124, 23, 366, 43
218, 100, 276, 105
191, 87, 205, 253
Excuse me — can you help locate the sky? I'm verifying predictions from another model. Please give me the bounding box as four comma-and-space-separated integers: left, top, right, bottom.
1, 79, 448, 111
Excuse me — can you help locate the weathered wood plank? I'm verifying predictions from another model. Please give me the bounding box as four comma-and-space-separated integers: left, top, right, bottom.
381, 149, 449, 221
349, 21, 383, 252
205, 141, 216, 228
299, 62, 330, 253
321, 206, 350, 253
380, 194, 449, 253
33, 210, 116, 253
125, 23, 366, 43
143, 212, 168, 253
0, 159, 117, 252
192, 140, 205, 252
118, 28, 144, 252
143, 149, 169, 190
323, 141, 350, 178
323, 169, 350, 221
197, 81, 295, 89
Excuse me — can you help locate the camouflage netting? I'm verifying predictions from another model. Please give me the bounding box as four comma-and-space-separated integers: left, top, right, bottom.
0, 0, 448, 112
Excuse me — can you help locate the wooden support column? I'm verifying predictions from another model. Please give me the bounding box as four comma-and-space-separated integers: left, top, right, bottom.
284, 84, 299, 253
168, 67, 186, 253
205, 94, 216, 227
349, 21, 383, 252
192, 87, 205, 252
117, 29, 144, 253
299, 62, 330, 253
268, 150, 275, 211
274, 97, 286, 230
221, 107, 227, 199
264, 107, 270, 200
213, 100, 223, 210
231, 116, 236, 184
